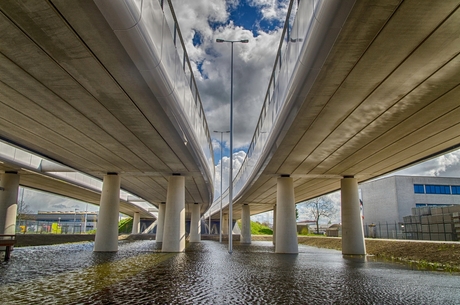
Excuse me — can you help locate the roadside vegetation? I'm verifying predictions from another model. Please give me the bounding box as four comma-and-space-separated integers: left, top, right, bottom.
294, 236, 460, 273
237, 220, 273, 235
250, 221, 273, 235
118, 217, 133, 234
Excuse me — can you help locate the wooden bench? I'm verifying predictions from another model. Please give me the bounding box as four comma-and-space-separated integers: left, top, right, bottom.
0, 234, 16, 261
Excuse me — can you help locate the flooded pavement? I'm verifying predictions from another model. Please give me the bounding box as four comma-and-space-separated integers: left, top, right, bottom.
1, 240, 459, 304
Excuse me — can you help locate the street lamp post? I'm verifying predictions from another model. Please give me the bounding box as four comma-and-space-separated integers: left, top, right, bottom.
73, 208, 78, 234
214, 130, 230, 243
83, 203, 88, 234
216, 38, 248, 253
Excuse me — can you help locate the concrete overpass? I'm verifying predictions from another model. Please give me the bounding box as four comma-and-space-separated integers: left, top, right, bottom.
1, 0, 459, 256
0, 141, 155, 219
208, 0, 460, 253
0, 0, 214, 252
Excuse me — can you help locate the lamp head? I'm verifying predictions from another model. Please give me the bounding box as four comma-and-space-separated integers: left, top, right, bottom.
216, 39, 225, 43
240, 39, 249, 43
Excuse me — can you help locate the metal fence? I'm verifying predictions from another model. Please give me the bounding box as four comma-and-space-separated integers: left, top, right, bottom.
363, 220, 457, 241
15, 220, 94, 234
363, 222, 406, 240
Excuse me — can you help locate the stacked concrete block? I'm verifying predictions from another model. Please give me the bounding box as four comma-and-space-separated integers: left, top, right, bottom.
403, 205, 458, 241
453, 212, 460, 240
447, 206, 460, 214
430, 207, 444, 215
403, 215, 422, 240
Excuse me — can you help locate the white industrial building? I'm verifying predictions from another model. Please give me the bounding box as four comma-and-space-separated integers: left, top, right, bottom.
360, 175, 460, 225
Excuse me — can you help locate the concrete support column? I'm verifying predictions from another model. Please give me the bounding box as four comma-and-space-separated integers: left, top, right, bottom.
341, 176, 366, 255
190, 203, 201, 242
240, 204, 251, 244
132, 212, 140, 234
222, 214, 229, 235
94, 173, 121, 252
273, 204, 277, 245
275, 176, 298, 254
0, 172, 20, 235
156, 202, 166, 243
162, 175, 185, 252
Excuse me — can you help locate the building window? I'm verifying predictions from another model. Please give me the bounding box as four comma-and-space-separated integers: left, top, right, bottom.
452, 186, 460, 195
425, 184, 451, 194
414, 184, 424, 194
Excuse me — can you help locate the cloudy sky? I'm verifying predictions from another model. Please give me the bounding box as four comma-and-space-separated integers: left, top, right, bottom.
20, 0, 460, 219
171, 0, 292, 199
173, 0, 289, 150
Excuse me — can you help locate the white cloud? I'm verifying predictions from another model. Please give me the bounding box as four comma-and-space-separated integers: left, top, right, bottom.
392, 150, 460, 177
213, 150, 247, 198
212, 138, 223, 151
171, 0, 228, 62
198, 25, 282, 148
249, 0, 290, 22
251, 209, 273, 225
172, 0, 283, 149
19, 187, 99, 214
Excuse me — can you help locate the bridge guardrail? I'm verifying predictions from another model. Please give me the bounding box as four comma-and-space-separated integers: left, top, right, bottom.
161, 0, 215, 186
207, 0, 356, 218
95, 0, 215, 203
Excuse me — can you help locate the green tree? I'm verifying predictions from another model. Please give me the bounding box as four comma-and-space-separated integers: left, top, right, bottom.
16, 199, 34, 227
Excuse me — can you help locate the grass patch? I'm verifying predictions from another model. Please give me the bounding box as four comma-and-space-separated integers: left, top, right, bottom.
250, 221, 273, 235
237, 220, 273, 235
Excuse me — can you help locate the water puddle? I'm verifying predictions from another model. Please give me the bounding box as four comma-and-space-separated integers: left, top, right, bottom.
1, 240, 459, 304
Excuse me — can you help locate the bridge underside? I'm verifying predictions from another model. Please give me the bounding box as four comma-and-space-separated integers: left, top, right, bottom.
0, 0, 212, 216
0, 162, 153, 219
228, 0, 460, 219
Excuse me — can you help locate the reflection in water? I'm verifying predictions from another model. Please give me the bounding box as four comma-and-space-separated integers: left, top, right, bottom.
1, 240, 459, 304
0, 241, 173, 304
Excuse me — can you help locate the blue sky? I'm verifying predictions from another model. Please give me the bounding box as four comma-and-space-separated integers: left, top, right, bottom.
171, 0, 290, 169
229, 2, 261, 33
207, 2, 281, 163
173, 0, 289, 142
226, 1, 284, 35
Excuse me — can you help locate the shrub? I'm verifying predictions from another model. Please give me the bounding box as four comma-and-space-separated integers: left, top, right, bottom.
299, 227, 309, 235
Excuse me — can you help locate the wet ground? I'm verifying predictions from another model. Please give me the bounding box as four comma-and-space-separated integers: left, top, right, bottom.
1, 240, 459, 304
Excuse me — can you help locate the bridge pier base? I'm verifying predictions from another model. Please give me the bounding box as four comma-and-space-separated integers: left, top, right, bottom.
240, 204, 251, 244
162, 175, 185, 252
132, 212, 140, 234
156, 202, 166, 243
275, 176, 298, 254
341, 176, 366, 255
0, 172, 19, 235
94, 173, 121, 252
190, 203, 201, 242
